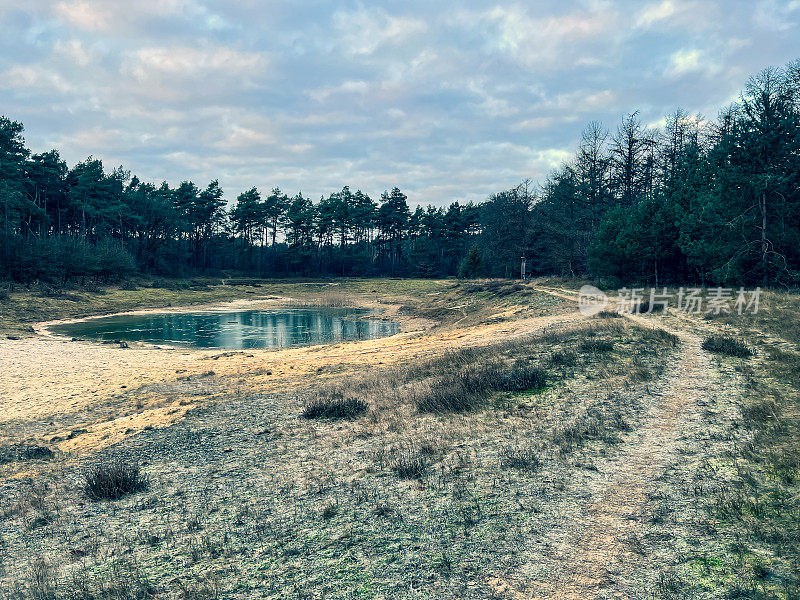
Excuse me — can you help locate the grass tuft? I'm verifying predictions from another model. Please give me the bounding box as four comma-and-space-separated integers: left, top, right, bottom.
701, 335, 753, 358
84, 458, 149, 501
26, 557, 57, 600
414, 361, 547, 413
500, 360, 547, 392
741, 398, 781, 423
499, 445, 541, 471
579, 339, 615, 353
390, 447, 428, 479
301, 393, 367, 420
549, 350, 578, 366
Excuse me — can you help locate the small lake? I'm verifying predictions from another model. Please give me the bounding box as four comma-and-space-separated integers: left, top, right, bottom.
48, 308, 400, 350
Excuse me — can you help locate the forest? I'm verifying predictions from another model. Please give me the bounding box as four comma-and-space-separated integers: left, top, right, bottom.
1, 60, 798, 286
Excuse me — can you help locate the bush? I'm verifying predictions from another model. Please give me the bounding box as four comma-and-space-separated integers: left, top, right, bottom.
701, 335, 752, 358
631, 301, 666, 314
414, 363, 502, 413
84, 458, 149, 501
149, 278, 190, 291
301, 393, 367, 420
640, 327, 680, 347
0, 444, 53, 465
414, 374, 486, 413
457, 245, 483, 279
94, 240, 137, 282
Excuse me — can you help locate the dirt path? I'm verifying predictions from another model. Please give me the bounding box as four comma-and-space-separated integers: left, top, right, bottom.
530, 288, 721, 598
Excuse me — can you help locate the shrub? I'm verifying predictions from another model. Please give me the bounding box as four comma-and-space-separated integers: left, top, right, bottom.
630, 366, 653, 382
84, 458, 149, 501
596, 310, 622, 318
0, 444, 54, 465
632, 301, 666, 314
640, 327, 680, 347
701, 335, 752, 358
321, 503, 339, 520
414, 363, 502, 413
414, 375, 485, 413
301, 393, 367, 420
457, 245, 483, 279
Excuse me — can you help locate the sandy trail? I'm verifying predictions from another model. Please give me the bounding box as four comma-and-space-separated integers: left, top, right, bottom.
549, 325, 708, 597
523, 290, 718, 599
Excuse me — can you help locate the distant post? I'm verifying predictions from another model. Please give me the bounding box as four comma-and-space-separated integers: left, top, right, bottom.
520, 255, 526, 280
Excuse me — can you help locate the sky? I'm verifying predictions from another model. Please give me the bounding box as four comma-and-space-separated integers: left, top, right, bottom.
1, 1, 799, 207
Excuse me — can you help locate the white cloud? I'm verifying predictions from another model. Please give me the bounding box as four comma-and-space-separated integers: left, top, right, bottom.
55, 0, 204, 27
211, 126, 274, 149
209, 113, 276, 150
128, 46, 265, 78
309, 80, 371, 103
54, 1, 109, 31
637, 1, 677, 27
754, 0, 800, 31
4, 65, 74, 94
52, 39, 95, 66
666, 48, 705, 75
514, 117, 560, 131
333, 8, 428, 56
117, 45, 269, 102
3, 0, 797, 206
483, 5, 624, 71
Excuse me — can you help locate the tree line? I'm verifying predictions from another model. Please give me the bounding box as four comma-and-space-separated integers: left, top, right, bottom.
1, 60, 798, 286
532, 61, 800, 287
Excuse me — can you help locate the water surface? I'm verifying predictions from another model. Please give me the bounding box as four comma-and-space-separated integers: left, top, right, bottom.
48, 308, 399, 349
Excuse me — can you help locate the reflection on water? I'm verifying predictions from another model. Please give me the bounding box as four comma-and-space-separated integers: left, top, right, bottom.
48, 308, 399, 349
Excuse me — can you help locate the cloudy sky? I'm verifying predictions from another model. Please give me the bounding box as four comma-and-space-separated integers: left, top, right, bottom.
1, 1, 799, 206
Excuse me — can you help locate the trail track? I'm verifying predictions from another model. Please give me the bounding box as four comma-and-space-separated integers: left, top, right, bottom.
525, 287, 729, 599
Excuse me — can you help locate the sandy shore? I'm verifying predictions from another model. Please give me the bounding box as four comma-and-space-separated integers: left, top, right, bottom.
1, 298, 577, 458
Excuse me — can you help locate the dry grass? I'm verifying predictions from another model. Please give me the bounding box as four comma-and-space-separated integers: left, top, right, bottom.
0, 278, 706, 599
703, 288, 800, 345
646, 294, 800, 599
701, 334, 753, 358
499, 444, 541, 471
301, 393, 367, 420
83, 458, 149, 501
